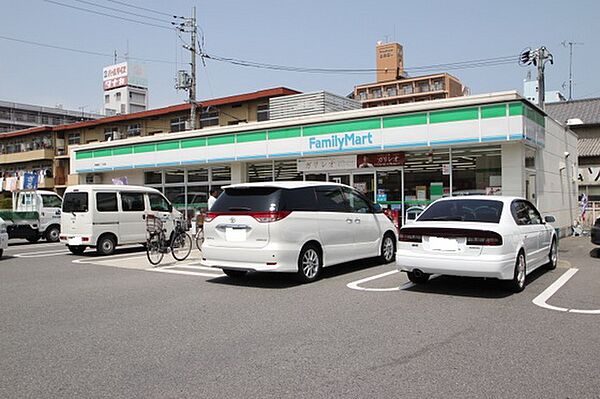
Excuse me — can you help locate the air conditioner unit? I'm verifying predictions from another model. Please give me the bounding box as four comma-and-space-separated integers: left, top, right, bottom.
92, 174, 102, 184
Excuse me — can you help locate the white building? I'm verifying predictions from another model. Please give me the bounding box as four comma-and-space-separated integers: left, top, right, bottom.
70, 91, 579, 235
102, 62, 148, 116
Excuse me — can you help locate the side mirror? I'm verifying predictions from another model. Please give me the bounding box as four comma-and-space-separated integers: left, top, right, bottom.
372, 203, 383, 213
544, 215, 556, 224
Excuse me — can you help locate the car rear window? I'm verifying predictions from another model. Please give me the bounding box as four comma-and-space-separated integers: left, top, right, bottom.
211, 187, 282, 212
63, 192, 89, 213
418, 199, 503, 223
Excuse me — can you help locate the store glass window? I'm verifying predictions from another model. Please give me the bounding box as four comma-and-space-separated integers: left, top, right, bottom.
274, 160, 302, 181
188, 168, 209, 183
525, 147, 536, 169
403, 149, 450, 208
305, 173, 326, 182
144, 171, 162, 185
376, 170, 402, 204
248, 161, 273, 182
165, 169, 185, 184
211, 165, 231, 182
451, 146, 502, 195
164, 186, 184, 204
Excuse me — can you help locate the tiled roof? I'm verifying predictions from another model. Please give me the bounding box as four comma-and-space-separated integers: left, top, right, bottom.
578, 137, 600, 157
545, 97, 600, 125
2, 87, 300, 137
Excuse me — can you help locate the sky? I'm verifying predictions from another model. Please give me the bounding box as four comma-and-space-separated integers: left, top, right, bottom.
1, 0, 599, 114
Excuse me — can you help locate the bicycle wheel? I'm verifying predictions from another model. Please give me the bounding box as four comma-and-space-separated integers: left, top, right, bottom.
171, 232, 192, 261
195, 227, 204, 251
146, 234, 164, 266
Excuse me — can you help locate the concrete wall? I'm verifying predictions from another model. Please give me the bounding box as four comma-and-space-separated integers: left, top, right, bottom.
536, 118, 579, 235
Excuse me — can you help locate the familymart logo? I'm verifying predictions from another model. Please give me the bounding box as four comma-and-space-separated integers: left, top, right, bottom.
308, 132, 374, 151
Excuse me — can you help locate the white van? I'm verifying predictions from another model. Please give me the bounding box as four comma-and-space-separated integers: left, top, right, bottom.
60, 185, 181, 255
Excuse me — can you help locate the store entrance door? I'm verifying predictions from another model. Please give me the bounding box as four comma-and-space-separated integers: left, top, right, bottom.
352, 172, 375, 201
329, 174, 350, 186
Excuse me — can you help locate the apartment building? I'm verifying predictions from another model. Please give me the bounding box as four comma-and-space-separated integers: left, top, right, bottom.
353, 42, 466, 108
0, 87, 299, 194
0, 100, 100, 133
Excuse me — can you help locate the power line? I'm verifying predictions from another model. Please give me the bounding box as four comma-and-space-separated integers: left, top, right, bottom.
0, 34, 177, 64
43, 0, 174, 30
69, 0, 173, 24
104, 0, 178, 18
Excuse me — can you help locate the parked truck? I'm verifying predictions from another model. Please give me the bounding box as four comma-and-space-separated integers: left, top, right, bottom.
0, 190, 63, 242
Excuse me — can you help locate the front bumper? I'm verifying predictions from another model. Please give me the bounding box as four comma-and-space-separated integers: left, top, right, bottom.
396, 248, 516, 280
0, 232, 8, 250
201, 242, 299, 273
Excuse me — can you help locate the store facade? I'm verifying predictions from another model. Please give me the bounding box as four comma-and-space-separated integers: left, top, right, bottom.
69, 91, 579, 235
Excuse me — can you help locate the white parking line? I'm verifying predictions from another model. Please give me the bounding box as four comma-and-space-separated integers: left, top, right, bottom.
13, 249, 71, 258
161, 264, 216, 272
147, 268, 225, 278
347, 270, 405, 292
532, 268, 600, 314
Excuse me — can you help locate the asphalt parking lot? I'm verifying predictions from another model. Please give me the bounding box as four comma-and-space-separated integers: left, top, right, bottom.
1, 237, 599, 398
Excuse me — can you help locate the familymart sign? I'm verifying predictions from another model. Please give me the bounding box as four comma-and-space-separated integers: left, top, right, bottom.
72, 101, 544, 173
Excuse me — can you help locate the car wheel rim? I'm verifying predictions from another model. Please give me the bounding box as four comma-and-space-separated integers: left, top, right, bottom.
551, 243, 557, 265
383, 237, 394, 261
302, 249, 319, 279
103, 240, 113, 252
517, 254, 526, 287
49, 229, 59, 240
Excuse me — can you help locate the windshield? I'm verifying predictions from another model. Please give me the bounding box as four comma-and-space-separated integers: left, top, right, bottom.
63, 192, 89, 213
211, 187, 281, 212
418, 199, 503, 223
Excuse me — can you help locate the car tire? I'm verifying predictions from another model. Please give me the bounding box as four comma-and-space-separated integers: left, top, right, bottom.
45, 226, 60, 243
507, 251, 527, 293
407, 270, 430, 284
67, 245, 86, 255
545, 238, 558, 270
379, 233, 396, 264
26, 235, 40, 243
296, 244, 322, 283
0, 249, 3, 258
222, 269, 247, 279
97, 236, 116, 256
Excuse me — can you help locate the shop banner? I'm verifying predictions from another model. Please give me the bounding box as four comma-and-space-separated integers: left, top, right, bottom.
357, 151, 405, 168
22, 173, 39, 190
297, 155, 357, 172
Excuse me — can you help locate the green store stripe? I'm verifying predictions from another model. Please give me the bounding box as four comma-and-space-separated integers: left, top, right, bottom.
208, 134, 235, 146
113, 146, 133, 155
93, 149, 112, 157
508, 102, 523, 116
383, 113, 427, 128
429, 107, 478, 124
237, 131, 266, 143
134, 144, 155, 153
481, 104, 507, 119
303, 118, 380, 136
74, 101, 539, 160
181, 138, 206, 148
269, 127, 301, 140
157, 141, 180, 151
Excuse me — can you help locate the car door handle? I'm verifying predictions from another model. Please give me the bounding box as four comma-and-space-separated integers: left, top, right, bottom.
345, 218, 353, 224
354, 219, 361, 224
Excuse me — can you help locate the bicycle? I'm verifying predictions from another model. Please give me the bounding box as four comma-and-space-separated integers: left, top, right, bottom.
193, 211, 205, 251
146, 215, 192, 266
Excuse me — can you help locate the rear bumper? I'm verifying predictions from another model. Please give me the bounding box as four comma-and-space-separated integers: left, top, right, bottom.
60, 234, 93, 247
396, 248, 516, 280
201, 242, 299, 273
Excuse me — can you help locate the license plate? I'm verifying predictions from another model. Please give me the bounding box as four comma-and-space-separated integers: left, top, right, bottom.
225, 228, 246, 242
428, 236, 458, 251
68, 237, 83, 246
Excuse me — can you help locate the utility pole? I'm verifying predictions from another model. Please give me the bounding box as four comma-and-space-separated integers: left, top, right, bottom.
561, 41, 583, 100
520, 46, 553, 110
173, 7, 198, 130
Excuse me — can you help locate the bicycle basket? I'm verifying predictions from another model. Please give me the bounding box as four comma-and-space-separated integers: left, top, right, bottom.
146, 214, 164, 233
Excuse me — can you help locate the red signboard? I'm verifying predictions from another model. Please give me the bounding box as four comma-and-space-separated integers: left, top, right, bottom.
357, 152, 405, 168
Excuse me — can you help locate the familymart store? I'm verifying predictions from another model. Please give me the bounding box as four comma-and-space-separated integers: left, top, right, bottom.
70, 91, 578, 234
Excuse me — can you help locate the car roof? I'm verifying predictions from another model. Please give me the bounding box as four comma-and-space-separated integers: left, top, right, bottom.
65, 184, 162, 193
433, 195, 525, 204
223, 181, 349, 189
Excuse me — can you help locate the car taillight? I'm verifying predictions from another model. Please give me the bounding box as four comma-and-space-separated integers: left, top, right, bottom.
398, 233, 422, 243
251, 211, 291, 223
466, 235, 503, 246
204, 212, 217, 223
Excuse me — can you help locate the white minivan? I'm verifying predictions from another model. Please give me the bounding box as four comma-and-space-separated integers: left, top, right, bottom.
201, 181, 397, 282
60, 185, 181, 255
